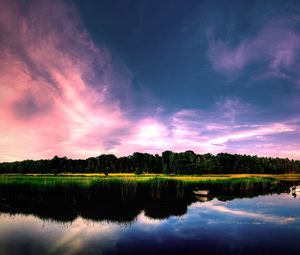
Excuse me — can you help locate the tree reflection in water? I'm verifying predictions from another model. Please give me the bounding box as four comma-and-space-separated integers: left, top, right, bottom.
0, 179, 299, 223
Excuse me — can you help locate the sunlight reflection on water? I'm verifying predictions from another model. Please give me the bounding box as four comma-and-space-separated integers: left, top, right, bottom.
0, 193, 300, 255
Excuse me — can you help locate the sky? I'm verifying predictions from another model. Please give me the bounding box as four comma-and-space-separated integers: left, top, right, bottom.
0, 0, 300, 161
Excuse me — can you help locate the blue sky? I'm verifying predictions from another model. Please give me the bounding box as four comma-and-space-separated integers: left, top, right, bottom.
0, 0, 300, 161
75, 0, 300, 115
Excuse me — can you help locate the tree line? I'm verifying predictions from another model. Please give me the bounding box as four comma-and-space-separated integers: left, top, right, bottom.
0, 151, 299, 174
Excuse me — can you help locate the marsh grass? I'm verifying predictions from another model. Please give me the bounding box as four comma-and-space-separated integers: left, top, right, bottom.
1, 173, 299, 223
1, 173, 298, 200
0, 173, 282, 198
0, 173, 280, 186
2, 173, 297, 188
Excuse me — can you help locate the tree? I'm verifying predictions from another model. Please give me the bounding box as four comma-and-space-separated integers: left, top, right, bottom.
162, 151, 172, 174
1, 151, 300, 175
134, 167, 142, 175
103, 166, 109, 176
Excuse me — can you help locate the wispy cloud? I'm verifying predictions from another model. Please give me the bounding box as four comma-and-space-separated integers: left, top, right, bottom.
192, 199, 295, 223
0, 0, 133, 160
0, 0, 299, 161
119, 99, 298, 158
207, 19, 300, 84
0, 214, 120, 254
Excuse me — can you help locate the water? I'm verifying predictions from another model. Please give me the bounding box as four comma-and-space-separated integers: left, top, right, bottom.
1, 191, 300, 254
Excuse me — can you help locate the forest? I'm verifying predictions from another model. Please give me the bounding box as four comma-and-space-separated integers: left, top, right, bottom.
0, 151, 300, 175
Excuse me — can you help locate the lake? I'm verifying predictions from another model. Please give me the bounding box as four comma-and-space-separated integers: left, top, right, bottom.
0, 179, 300, 254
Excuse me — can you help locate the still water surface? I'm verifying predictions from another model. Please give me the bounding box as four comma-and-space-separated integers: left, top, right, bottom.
0, 192, 300, 255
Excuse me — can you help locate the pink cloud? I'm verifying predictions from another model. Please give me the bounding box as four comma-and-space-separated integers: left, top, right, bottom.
165, 108, 297, 157
215, 97, 253, 123
0, 1, 299, 161
0, 0, 131, 161
119, 102, 299, 158
207, 19, 300, 82
193, 200, 295, 223
209, 123, 294, 145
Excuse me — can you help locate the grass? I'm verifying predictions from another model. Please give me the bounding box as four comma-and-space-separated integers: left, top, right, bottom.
1, 173, 299, 203
1, 173, 299, 188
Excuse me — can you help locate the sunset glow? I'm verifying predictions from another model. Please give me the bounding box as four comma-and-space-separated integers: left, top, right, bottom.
1, 0, 300, 161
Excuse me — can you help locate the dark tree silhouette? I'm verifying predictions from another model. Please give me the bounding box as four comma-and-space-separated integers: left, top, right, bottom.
0, 151, 299, 174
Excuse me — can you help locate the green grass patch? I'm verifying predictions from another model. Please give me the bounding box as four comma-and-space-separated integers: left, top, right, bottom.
0, 173, 283, 188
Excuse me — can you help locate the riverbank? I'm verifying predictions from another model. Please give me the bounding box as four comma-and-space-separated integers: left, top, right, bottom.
1, 173, 300, 187
1, 173, 299, 223
2, 173, 300, 178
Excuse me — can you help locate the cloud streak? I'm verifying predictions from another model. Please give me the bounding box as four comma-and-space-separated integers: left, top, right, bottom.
0, 0, 132, 160
207, 19, 300, 84
192, 199, 295, 223
0, 0, 299, 161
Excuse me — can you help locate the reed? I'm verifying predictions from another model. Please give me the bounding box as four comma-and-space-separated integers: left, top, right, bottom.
0, 173, 278, 187
0, 174, 278, 198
